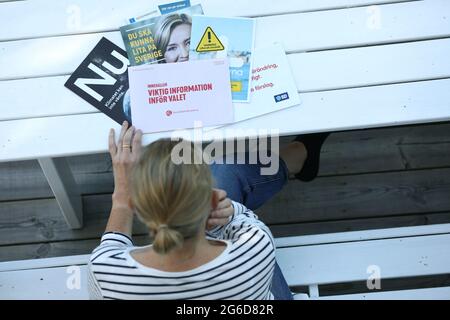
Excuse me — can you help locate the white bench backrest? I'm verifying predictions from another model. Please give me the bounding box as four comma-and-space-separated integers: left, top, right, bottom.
1, 224, 449, 300
0, 265, 90, 300
277, 234, 450, 286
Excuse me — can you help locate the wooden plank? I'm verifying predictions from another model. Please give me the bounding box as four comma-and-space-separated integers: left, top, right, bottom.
1, 263, 449, 300
2, 122, 450, 201
1, 39, 449, 125
1, 78, 450, 162
2, 6, 450, 82
2, 186, 450, 245
2, 223, 448, 263
319, 122, 450, 176
290, 38, 450, 92
0, 198, 80, 245
315, 286, 450, 300
269, 212, 450, 238
0, 265, 90, 299
0, 195, 148, 246
0, 76, 95, 121
0, 254, 90, 272
2, 189, 450, 247
275, 223, 450, 247
0, 32, 120, 81
0, 235, 151, 262
2, 1, 446, 121
276, 233, 450, 286
62, 121, 450, 177
86, 165, 450, 227
258, 167, 450, 225
4, 37, 450, 121
316, 273, 450, 298
0, 156, 114, 201
63, 160, 450, 229
258, 0, 450, 52
38, 157, 83, 229
0, 0, 415, 41
0, 240, 100, 262
0, 160, 50, 201
2, 187, 450, 246
2, 265, 449, 300
5, 232, 448, 299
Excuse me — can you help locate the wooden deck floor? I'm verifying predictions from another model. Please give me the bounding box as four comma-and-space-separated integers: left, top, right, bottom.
1, 121, 450, 262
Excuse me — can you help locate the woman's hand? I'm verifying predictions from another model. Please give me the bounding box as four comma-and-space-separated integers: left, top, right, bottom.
109, 121, 143, 208
207, 189, 234, 230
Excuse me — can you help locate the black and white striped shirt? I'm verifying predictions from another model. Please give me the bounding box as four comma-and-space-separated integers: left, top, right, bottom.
88, 201, 276, 300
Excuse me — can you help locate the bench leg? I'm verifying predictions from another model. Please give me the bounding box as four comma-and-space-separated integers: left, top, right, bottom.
38, 157, 83, 229
309, 284, 320, 299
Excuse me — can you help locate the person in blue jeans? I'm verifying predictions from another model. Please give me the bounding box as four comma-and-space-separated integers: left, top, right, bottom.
210, 154, 293, 300
210, 134, 329, 300
88, 121, 329, 300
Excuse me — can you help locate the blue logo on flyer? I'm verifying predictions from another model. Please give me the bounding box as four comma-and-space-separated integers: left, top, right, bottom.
159, 0, 191, 14
274, 92, 289, 103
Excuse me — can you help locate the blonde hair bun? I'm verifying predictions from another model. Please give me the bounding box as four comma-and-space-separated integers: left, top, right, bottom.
152, 224, 184, 254
131, 139, 213, 255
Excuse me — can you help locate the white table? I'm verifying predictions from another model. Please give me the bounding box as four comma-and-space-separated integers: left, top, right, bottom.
1, 0, 449, 228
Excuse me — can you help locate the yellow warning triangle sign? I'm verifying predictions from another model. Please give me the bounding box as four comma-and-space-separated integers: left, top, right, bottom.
195, 27, 225, 52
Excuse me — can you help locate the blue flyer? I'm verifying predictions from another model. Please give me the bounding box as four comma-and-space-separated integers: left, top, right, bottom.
189, 16, 256, 103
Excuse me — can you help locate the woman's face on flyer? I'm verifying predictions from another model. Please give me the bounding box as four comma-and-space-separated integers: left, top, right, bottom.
164, 23, 191, 63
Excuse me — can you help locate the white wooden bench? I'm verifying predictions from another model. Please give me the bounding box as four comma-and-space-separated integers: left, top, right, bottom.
1, 0, 450, 300
1, 223, 449, 300
1, 0, 450, 228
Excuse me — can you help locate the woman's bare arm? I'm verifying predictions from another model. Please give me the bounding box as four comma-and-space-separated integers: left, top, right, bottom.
104, 121, 142, 238
103, 122, 236, 238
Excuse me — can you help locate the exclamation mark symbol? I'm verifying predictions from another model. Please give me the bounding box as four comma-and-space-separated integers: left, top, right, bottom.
208, 30, 211, 43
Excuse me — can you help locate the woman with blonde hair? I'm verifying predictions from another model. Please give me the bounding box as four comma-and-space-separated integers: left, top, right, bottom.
88, 122, 329, 299
154, 13, 192, 63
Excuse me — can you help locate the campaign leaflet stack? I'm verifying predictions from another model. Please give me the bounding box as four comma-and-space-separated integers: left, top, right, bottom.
64, 37, 132, 125
128, 58, 233, 133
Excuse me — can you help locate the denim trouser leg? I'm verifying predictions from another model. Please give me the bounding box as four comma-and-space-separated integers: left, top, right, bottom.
210, 154, 294, 300
210, 153, 289, 211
